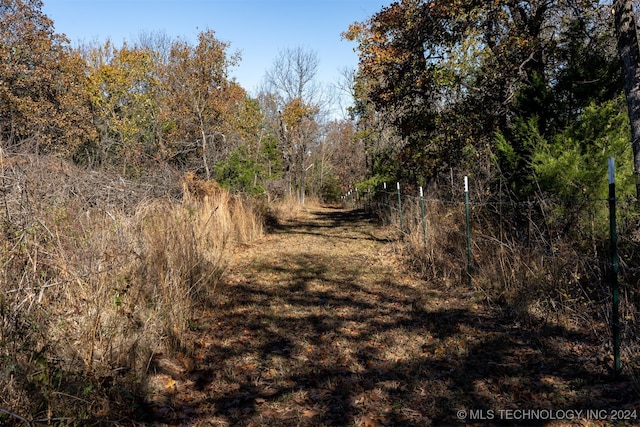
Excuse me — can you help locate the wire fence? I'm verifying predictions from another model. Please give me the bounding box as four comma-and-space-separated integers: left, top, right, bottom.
342, 159, 639, 377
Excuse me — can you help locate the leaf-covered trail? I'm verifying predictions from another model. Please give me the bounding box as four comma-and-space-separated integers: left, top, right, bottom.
145, 206, 637, 426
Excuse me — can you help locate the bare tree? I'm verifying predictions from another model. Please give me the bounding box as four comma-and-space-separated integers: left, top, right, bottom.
264, 47, 321, 104
262, 47, 323, 203
334, 66, 357, 119
135, 29, 173, 64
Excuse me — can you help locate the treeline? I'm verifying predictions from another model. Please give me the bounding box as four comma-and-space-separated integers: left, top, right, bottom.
2, 0, 639, 209
0, 0, 367, 202
345, 0, 636, 206
3, 0, 639, 293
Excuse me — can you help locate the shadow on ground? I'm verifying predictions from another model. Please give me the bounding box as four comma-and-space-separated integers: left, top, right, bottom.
138, 207, 638, 426
267, 208, 391, 244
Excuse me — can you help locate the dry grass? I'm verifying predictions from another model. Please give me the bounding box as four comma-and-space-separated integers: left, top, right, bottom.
136, 205, 637, 425
269, 195, 323, 223
401, 198, 467, 284
0, 154, 263, 424
378, 188, 640, 392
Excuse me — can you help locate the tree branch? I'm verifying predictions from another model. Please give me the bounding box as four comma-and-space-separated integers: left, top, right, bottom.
0, 406, 32, 427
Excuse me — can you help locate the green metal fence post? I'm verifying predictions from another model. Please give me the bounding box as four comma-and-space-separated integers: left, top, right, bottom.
608, 157, 621, 377
464, 176, 472, 287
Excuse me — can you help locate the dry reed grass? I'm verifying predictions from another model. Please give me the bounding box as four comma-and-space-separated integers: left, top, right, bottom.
367, 186, 639, 384
270, 195, 323, 222
0, 154, 263, 423
373, 192, 604, 316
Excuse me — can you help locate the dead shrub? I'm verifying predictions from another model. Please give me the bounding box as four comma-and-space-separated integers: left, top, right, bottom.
0, 154, 263, 422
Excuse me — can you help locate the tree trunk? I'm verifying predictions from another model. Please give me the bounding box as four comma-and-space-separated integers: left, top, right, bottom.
197, 110, 210, 180
201, 127, 210, 180
614, 0, 640, 197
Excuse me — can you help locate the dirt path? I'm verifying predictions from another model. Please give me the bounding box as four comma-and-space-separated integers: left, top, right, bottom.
143, 206, 637, 426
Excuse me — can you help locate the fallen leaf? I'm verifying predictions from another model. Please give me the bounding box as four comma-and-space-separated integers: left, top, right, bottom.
303, 409, 320, 418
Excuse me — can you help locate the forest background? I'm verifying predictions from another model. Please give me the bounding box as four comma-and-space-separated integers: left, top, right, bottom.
1, 0, 640, 423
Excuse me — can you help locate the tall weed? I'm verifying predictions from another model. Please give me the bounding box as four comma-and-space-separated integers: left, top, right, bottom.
367, 176, 639, 383
0, 155, 263, 421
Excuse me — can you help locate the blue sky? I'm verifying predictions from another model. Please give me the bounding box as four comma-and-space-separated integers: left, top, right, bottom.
42, 0, 389, 101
